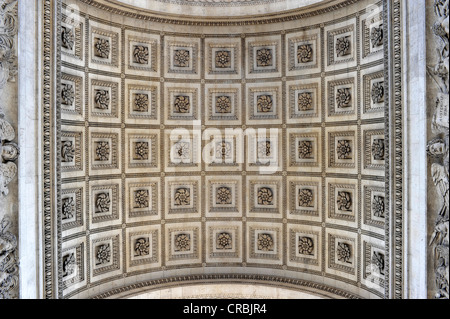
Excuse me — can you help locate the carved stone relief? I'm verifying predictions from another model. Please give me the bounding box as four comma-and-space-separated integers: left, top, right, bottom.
427, 0, 449, 299
0, 0, 18, 299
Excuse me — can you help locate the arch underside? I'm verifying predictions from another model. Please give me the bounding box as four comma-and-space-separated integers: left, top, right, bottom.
51, 0, 398, 299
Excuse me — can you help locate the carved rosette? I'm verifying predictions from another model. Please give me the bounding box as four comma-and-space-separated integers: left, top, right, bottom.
426, 0, 449, 300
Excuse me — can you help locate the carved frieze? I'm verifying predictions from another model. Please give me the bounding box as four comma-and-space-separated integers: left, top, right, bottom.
427, 0, 449, 299
0, 217, 18, 299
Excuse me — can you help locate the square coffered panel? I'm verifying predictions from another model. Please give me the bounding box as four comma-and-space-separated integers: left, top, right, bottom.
206, 222, 242, 264
325, 228, 358, 282
286, 176, 322, 223
165, 222, 202, 267
164, 83, 201, 125
125, 79, 160, 125
164, 176, 202, 220
164, 36, 201, 79
247, 222, 283, 266
125, 225, 162, 273
61, 10, 85, 66
285, 28, 321, 76
205, 175, 243, 218
324, 18, 357, 72
125, 177, 161, 223
88, 128, 121, 176
246, 176, 283, 219
205, 37, 242, 80
287, 224, 322, 272
286, 127, 322, 173
246, 35, 282, 79
88, 75, 121, 124
125, 30, 160, 77
246, 82, 283, 125
325, 125, 358, 175
286, 78, 322, 124
88, 21, 121, 73
125, 129, 160, 174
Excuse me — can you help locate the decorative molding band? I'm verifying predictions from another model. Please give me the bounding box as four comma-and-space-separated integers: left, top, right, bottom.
426, 0, 449, 300
388, 0, 404, 300
90, 274, 362, 299
42, 0, 63, 299
77, 0, 360, 26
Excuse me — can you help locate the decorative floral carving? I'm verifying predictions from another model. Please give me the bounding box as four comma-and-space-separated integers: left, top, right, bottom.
372, 195, 385, 218
0, 0, 18, 89
62, 197, 75, 220
337, 242, 352, 264
173, 49, 190, 68
175, 233, 190, 252
95, 192, 111, 213
257, 94, 273, 113
298, 188, 314, 208
133, 93, 149, 112
133, 141, 149, 161
215, 50, 231, 68
0, 116, 19, 196
336, 139, 352, 160
297, 92, 313, 111
297, 44, 313, 63
215, 95, 232, 114
257, 141, 271, 158
216, 141, 232, 161
134, 238, 150, 257
371, 81, 384, 104
95, 243, 111, 265
174, 141, 191, 159
372, 251, 385, 275
336, 191, 352, 212
174, 187, 190, 206
370, 25, 383, 48
256, 48, 273, 67
336, 88, 352, 108
298, 236, 314, 256
133, 45, 149, 64
335, 36, 351, 57
257, 187, 274, 206
174, 95, 190, 113
61, 141, 75, 163
372, 139, 385, 161
0, 217, 19, 299
94, 37, 110, 59
94, 89, 110, 110
62, 253, 76, 278
94, 141, 110, 161
216, 232, 232, 250
257, 233, 274, 252
134, 190, 149, 209
216, 186, 232, 205
298, 140, 313, 159
61, 26, 74, 51
61, 83, 75, 106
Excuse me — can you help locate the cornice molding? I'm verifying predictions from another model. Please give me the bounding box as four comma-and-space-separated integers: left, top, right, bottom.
76, 0, 359, 26
90, 274, 362, 299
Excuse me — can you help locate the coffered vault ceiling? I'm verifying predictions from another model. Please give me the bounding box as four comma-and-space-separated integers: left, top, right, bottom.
60, 0, 386, 299
107, 0, 331, 18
